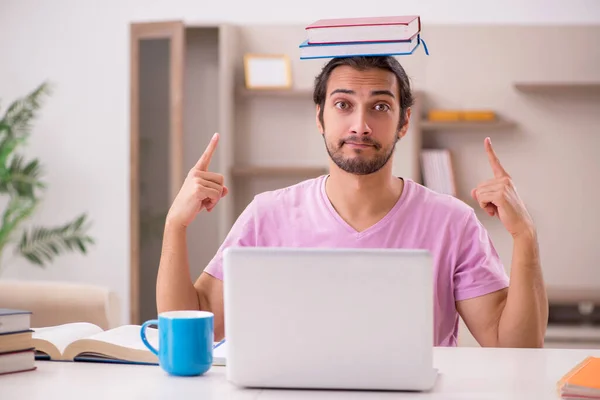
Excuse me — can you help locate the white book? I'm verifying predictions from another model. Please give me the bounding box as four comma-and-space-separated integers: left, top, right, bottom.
420, 149, 456, 196
305, 15, 421, 44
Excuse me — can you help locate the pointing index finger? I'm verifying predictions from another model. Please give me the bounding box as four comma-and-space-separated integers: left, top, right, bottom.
484, 137, 508, 178
195, 133, 219, 171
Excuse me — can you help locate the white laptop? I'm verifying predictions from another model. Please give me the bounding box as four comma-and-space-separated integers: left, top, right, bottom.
222, 247, 438, 392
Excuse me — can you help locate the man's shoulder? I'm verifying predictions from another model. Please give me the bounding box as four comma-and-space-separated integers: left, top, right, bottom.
252, 175, 325, 208
404, 178, 474, 220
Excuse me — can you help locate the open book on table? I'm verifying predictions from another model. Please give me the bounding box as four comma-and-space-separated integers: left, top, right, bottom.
32, 322, 227, 366
32, 323, 159, 365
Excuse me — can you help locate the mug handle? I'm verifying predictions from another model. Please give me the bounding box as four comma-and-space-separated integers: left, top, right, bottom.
140, 319, 159, 356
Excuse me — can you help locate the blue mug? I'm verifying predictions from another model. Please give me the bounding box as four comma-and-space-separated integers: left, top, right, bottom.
140, 310, 214, 376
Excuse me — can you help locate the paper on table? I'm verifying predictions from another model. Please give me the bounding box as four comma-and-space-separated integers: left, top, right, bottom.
213, 340, 226, 366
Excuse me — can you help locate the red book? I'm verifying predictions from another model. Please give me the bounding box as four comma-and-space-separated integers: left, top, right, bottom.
305, 16, 421, 44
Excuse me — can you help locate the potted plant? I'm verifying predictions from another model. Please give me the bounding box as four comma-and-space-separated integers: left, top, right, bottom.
0, 82, 94, 274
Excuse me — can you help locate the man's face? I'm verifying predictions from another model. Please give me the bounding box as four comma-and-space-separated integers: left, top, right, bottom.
317, 65, 408, 175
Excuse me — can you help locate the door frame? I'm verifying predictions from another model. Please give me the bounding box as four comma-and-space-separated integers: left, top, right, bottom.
129, 21, 184, 325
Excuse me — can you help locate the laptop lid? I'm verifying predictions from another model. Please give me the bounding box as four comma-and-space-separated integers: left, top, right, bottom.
222, 247, 437, 391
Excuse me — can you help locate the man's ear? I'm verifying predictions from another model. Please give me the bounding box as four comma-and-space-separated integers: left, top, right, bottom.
398, 107, 411, 139
316, 105, 324, 134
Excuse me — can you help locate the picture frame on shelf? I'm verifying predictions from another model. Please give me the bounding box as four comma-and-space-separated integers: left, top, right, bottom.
243, 54, 292, 90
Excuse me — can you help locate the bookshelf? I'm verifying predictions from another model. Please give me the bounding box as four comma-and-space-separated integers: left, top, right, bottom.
420, 119, 517, 131
513, 82, 600, 94
237, 87, 313, 98
414, 87, 519, 202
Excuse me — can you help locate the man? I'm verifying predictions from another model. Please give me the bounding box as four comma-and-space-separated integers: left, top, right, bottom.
156, 56, 548, 348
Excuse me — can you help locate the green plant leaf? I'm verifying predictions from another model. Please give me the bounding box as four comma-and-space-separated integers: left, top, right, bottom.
2, 155, 45, 198
17, 213, 95, 267
0, 196, 38, 247
0, 82, 96, 271
0, 82, 52, 140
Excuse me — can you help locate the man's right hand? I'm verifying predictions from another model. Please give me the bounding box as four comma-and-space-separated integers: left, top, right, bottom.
166, 132, 229, 228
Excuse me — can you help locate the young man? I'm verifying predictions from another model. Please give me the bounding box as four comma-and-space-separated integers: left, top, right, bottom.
156, 56, 548, 348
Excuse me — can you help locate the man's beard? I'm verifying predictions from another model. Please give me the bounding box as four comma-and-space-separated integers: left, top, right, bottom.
323, 133, 398, 175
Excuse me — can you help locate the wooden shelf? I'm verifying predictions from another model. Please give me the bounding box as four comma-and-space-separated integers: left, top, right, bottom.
513, 82, 600, 94
420, 119, 517, 131
231, 165, 327, 177
237, 87, 313, 99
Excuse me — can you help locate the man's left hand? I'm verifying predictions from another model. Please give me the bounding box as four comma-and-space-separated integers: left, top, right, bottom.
471, 137, 535, 239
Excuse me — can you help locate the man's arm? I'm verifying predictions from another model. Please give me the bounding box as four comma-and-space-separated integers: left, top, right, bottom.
497, 230, 547, 347
156, 222, 225, 340
156, 222, 200, 312
193, 272, 225, 341
156, 132, 227, 317
456, 137, 548, 348
457, 231, 548, 348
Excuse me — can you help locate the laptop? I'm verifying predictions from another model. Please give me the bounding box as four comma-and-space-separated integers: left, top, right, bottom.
222, 247, 438, 391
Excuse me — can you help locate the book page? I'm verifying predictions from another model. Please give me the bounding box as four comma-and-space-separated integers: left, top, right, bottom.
85, 325, 158, 351
32, 322, 103, 355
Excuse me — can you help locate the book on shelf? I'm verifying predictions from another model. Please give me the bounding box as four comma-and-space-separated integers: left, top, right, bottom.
0, 308, 36, 376
427, 109, 497, 122
420, 149, 457, 197
557, 356, 600, 399
31, 322, 226, 366
305, 15, 421, 44
299, 15, 428, 60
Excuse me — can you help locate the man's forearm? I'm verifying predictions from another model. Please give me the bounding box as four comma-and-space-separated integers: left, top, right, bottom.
498, 230, 548, 347
156, 221, 200, 313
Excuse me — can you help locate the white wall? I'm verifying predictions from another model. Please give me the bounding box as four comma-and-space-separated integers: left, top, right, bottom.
1, 0, 599, 325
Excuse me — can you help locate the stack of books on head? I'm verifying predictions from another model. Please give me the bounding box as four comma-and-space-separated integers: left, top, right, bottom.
299, 15, 425, 60
0, 309, 36, 375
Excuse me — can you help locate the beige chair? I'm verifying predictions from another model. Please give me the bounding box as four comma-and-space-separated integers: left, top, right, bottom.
0, 279, 121, 330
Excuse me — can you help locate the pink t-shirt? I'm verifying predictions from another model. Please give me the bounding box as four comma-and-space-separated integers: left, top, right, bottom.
205, 175, 509, 346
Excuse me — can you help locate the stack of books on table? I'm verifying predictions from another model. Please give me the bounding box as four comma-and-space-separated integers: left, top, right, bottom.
299, 15, 425, 60
0, 309, 36, 375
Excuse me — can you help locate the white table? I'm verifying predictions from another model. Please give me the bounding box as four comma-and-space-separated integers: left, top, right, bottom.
2, 347, 599, 399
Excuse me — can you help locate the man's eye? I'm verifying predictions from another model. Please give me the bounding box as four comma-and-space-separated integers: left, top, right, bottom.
335, 101, 349, 110
375, 104, 390, 112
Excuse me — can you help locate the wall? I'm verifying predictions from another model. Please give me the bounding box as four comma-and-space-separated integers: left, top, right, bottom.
0, 0, 598, 325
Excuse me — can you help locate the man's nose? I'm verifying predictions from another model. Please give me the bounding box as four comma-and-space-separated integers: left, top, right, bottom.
350, 108, 372, 135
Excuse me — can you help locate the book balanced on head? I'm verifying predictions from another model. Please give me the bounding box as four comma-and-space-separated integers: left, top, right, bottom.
299, 15, 428, 59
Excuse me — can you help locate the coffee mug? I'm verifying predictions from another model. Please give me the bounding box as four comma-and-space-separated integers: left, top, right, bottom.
140, 310, 214, 376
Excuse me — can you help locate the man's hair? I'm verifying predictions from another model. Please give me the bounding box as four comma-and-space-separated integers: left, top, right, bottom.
312, 56, 414, 131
